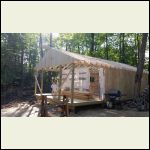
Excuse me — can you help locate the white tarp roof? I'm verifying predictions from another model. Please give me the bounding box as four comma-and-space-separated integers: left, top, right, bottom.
35, 48, 149, 74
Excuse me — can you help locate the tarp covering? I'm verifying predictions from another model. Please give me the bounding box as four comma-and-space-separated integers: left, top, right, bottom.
35, 48, 149, 74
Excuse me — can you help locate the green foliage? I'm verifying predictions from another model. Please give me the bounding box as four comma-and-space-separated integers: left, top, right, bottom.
1, 33, 39, 86
52, 33, 149, 69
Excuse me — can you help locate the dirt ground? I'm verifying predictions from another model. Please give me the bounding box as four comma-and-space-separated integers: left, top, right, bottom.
70, 105, 149, 117
1, 100, 39, 117
1, 100, 149, 117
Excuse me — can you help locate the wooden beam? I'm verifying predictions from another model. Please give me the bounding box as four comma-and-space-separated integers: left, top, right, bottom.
34, 75, 37, 95
61, 64, 73, 88
71, 63, 75, 105
41, 71, 43, 93
35, 75, 42, 94
63, 63, 72, 70
58, 66, 62, 100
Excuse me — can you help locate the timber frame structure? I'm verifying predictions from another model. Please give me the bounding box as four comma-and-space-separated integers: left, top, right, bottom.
34, 48, 149, 111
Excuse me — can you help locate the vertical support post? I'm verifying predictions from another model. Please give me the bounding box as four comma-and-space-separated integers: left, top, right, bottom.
34, 75, 37, 95
41, 71, 43, 93
58, 66, 62, 100
40, 95, 48, 117
71, 63, 75, 105
63, 96, 69, 117
66, 100, 69, 116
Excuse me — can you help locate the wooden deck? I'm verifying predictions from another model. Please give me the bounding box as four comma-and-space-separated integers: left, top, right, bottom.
35, 93, 105, 107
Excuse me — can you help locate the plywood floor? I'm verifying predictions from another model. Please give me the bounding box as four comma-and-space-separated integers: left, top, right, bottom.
35, 93, 104, 106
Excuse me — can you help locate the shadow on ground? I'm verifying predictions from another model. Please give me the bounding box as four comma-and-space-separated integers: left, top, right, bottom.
1, 102, 149, 117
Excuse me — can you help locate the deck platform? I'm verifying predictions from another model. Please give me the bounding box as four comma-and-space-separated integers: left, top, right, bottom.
35, 93, 105, 107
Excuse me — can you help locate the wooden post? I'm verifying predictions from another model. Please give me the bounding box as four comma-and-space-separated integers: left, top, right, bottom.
34, 75, 37, 95
41, 71, 43, 93
35, 75, 42, 94
66, 102, 69, 116
58, 66, 62, 100
40, 95, 48, 117
63, 96, 69, 117
71, 63, 75, 105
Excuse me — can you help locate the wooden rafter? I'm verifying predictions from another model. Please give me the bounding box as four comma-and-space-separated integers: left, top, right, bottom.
61, 65, 73, 87
35, 75, 42, 94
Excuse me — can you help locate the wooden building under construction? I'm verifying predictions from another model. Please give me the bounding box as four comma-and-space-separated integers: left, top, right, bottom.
34, 48, 149, 107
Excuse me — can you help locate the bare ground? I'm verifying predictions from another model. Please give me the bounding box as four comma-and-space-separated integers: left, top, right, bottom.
70, 105, 149, 117
1, 100, 149, 117
1, 99, 40, 117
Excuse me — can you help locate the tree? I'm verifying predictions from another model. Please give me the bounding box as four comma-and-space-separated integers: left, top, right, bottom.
50, 33, 53, 48
51, 33, 148, 70
90, 33, 95, 55
49, 33, 53, 92
119, 33, 125, 63
122, 33, 125, 63
20, 34, 24, 95
105, 33, 108, 59
134, 33, 148, 99
119, 33, 122, 62
1, 33, 39, 103
39, 33, 43, 58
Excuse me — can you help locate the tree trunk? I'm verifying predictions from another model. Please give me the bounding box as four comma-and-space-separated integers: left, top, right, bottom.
49, 33, 53, 92
122, 33, 125, 63
29, 50, 32, 73
20, 48, 24, 96
78, 44, 80, 54
134, 33, 148, 99
90, 33, 94, 55
39, 33, 43, 58
119, 33, 122, 62
39, 33, 44, 93
50, 33, 53, 48
119, 33, 125, 63
66, 43, 68, 51
105, 33, 108, 60
19, 34, 24, 97
137, 34, 141, 61
134, 33, 138, 66
68, 44, 71, 52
